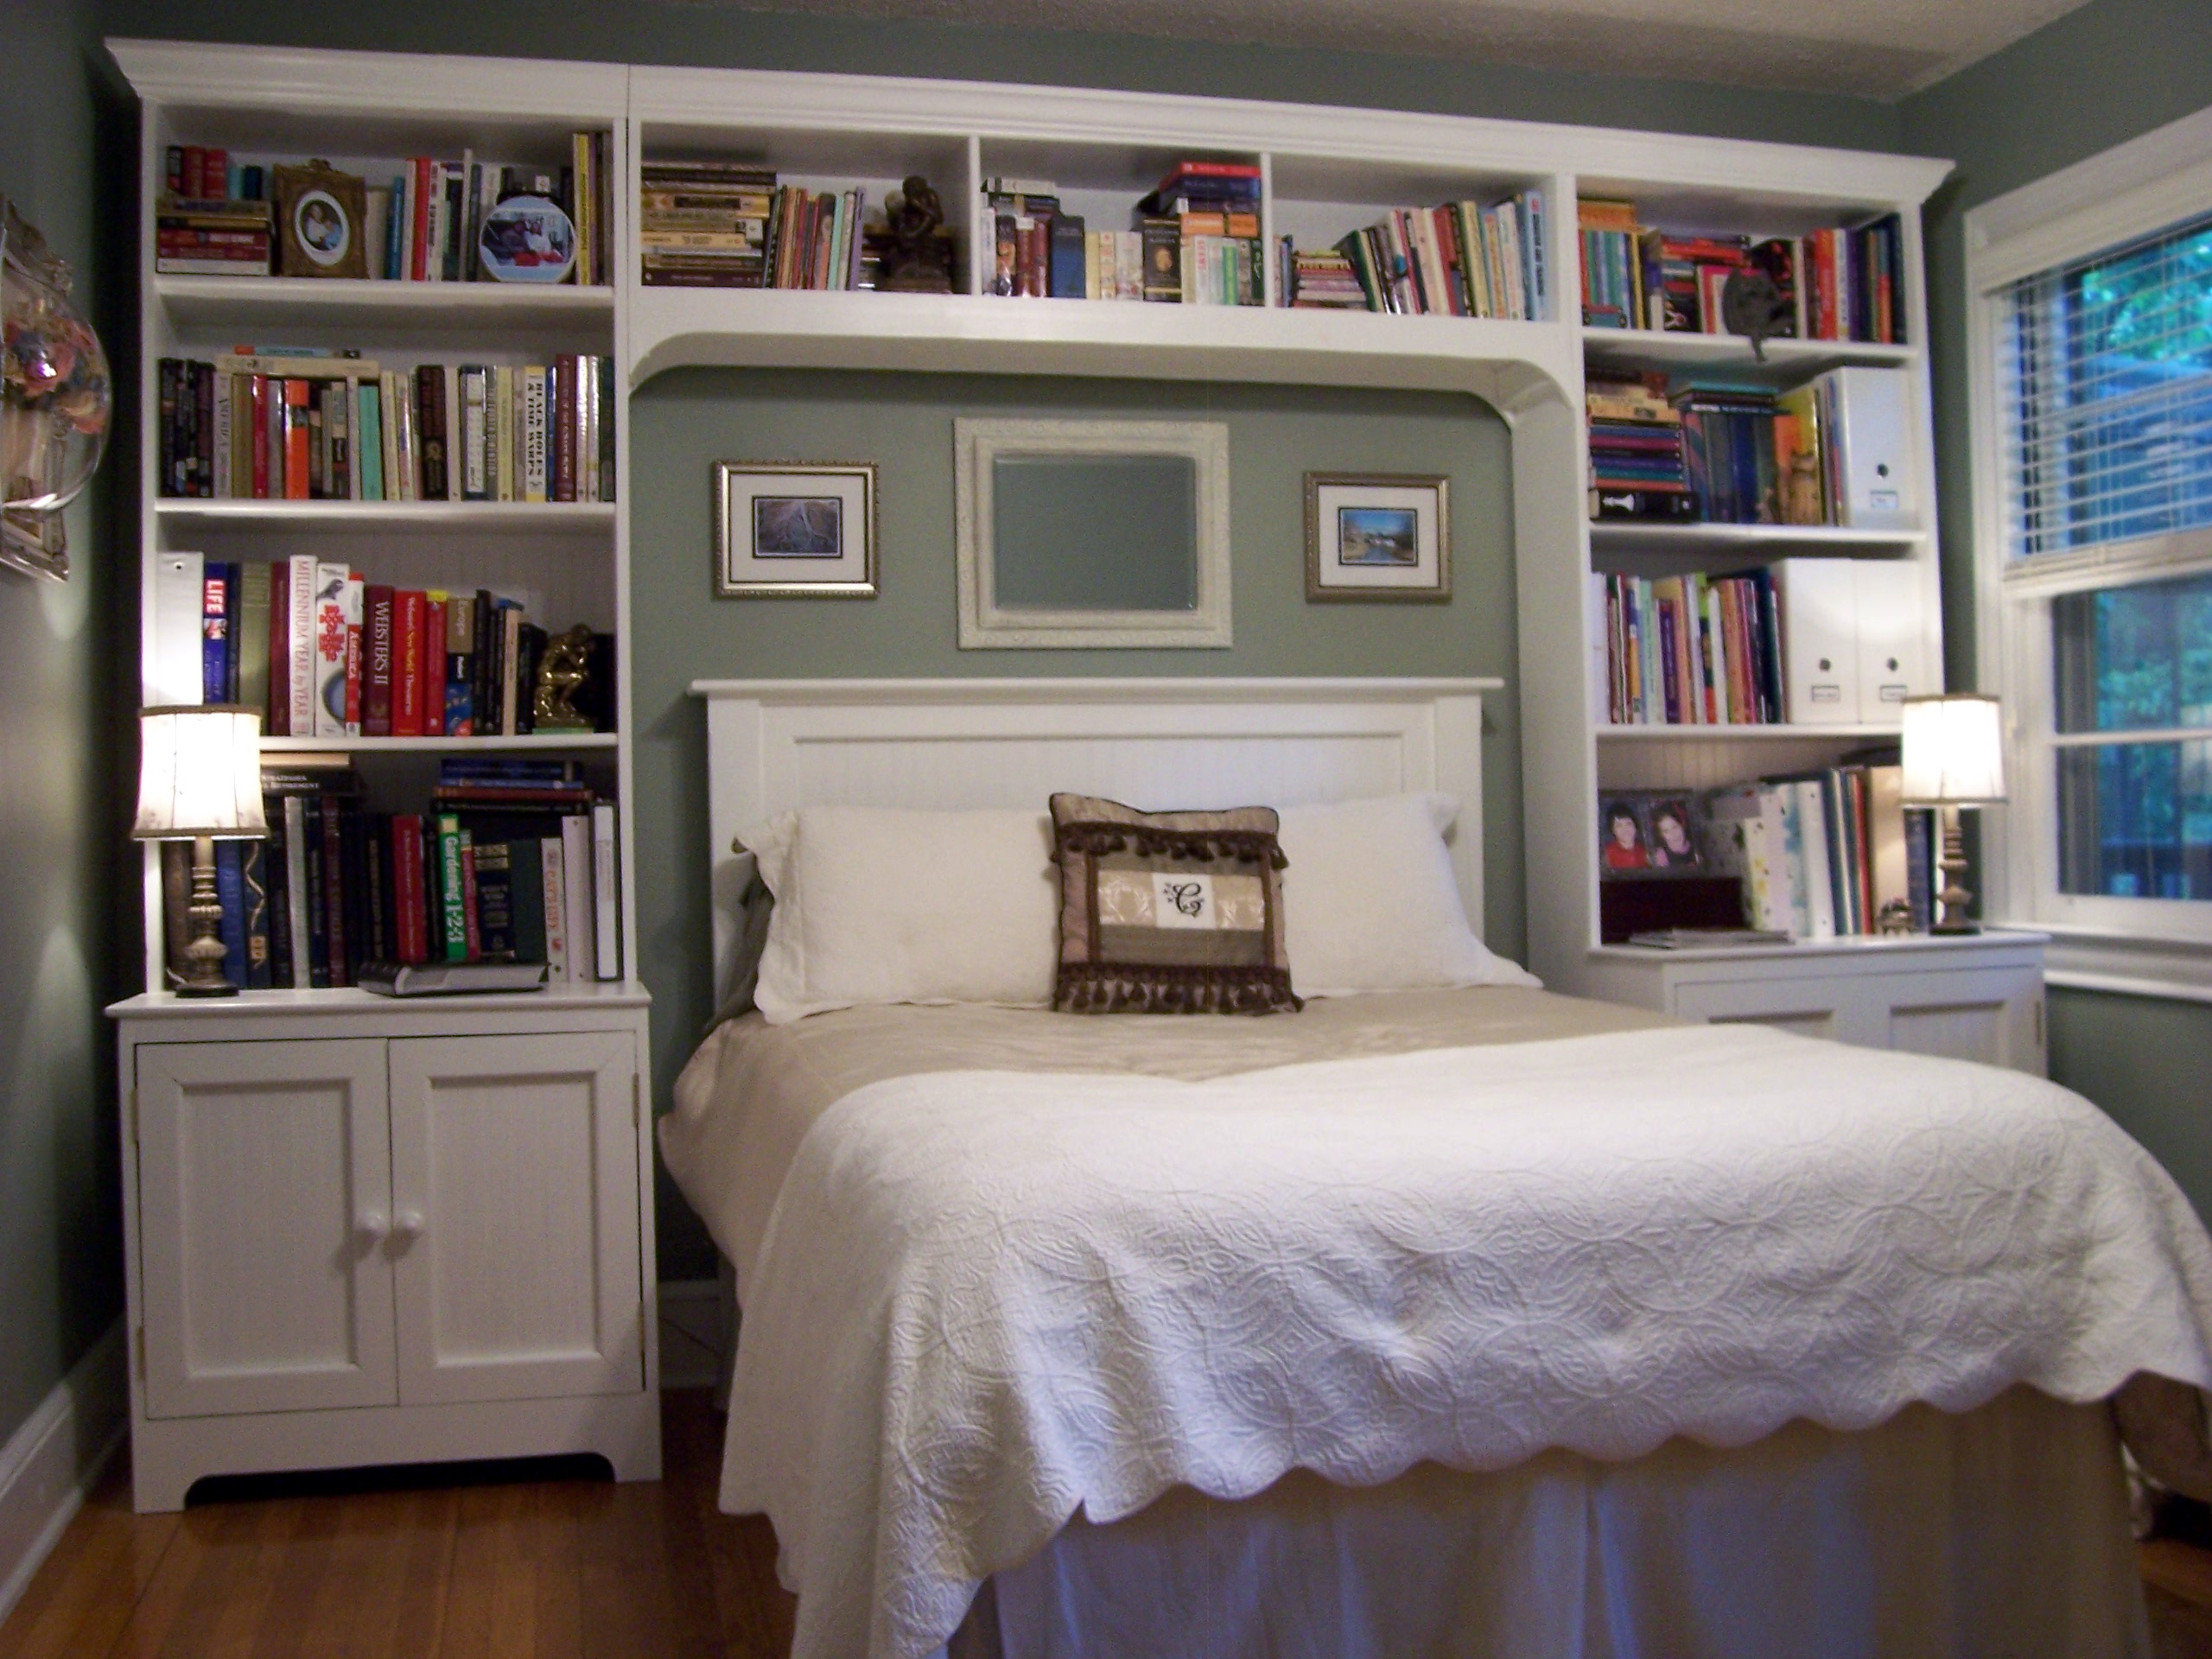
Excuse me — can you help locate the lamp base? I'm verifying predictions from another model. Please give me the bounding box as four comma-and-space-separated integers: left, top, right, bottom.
1929, 804, 1980, 936
174, 834, 240, 998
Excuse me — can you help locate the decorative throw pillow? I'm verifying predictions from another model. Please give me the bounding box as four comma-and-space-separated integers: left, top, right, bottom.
1048, 793, 1300, 1015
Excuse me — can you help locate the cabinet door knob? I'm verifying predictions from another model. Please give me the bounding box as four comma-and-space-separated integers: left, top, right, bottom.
357, 1210, 390, 1242
393, 1210, 427, 1241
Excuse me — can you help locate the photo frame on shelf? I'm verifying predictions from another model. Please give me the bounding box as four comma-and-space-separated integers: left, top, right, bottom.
715, 461, 879, 598
1598, 791, 1704, 880
1304, 472, 1450, 601
271, 162, 367, 280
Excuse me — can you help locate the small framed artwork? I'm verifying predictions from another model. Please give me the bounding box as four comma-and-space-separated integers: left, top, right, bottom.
714, 461, 879, 598
1304, 472, 1450, 602
271, 162, 368, 280
1599, 792, 1704, 880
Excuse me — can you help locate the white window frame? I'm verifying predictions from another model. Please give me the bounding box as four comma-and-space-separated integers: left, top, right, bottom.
1967, 103, 2212, 1004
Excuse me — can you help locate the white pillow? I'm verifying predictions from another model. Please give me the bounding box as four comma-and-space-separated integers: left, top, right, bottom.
1277, 793, 1540, 996
741, 806, 1059, 1025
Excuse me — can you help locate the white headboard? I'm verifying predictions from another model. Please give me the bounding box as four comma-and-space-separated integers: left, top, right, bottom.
689, 677, 1503, 1008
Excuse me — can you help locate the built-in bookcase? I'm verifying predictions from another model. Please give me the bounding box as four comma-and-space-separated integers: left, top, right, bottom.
117, 43, 637, 1001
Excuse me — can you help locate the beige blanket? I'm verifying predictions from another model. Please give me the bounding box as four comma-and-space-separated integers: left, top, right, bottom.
662, 986, 1677, 1294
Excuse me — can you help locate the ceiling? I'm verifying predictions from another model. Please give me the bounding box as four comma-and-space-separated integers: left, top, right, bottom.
700, 0, 2094, 99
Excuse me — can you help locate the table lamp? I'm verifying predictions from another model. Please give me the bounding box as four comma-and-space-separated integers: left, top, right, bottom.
1901, 694, 2006, 935
133, 704, 267, 996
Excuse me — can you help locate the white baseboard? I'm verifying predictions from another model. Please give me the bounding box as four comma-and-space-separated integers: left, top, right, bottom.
0, 1320, 128, 1630
658, 1278, 727, 1392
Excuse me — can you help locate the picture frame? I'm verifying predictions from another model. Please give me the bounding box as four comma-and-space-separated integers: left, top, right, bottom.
1598, 791, 1704, 880
271, 162, 367, 280
1304, 472, 1450, 602
714, 461, 879, 598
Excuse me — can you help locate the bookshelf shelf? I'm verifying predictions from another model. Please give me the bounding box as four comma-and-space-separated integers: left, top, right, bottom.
156, 275, 616, 337
1587, 522, 1926, 556
153, 499, 618, 529
627, 283, 1576, 400
260, 733, 619, 753
1596, 722, 1903, 741
1581, 327, 1915, 385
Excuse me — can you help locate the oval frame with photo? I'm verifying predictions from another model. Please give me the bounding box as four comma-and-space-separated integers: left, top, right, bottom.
272, 162, 367, 280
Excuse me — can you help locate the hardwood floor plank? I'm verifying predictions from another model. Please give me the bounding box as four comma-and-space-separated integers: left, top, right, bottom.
574, 1436, 726, 1659
106, 1477, 307, 1659
666, 1395, 794, 1659
238, 1485, 458, 1658
440, 1478, 590, 1659
0, 1458, 178, 1659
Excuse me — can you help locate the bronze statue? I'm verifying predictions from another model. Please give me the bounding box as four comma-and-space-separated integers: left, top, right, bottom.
880, 175, 954, 294
533, 624, 597, 732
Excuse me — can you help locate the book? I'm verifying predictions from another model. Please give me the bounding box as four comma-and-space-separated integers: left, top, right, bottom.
358, 959, 549, 996
436, 814, 468, 962
200, 561, 232, 704
236, 560, 272, 719
541, 833, 569, 981
363, 585, 395, 736
592, 801, 620, 981
1627, 927, 1790, 949
563, 811, 595, 986
394, 590, 427, 737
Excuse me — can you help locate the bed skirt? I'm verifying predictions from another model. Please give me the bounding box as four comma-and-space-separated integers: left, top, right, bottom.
944, 1387, 2146, 1659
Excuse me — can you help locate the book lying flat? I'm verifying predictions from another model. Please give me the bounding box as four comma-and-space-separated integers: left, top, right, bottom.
357, 959, 548, 996
1625, 928, 1793, 950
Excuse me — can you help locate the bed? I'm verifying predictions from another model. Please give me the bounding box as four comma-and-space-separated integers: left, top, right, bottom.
666, 677, 2212, 1659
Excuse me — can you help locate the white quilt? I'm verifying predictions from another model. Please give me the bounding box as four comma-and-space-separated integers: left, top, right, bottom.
721, 1023, 2212, 1659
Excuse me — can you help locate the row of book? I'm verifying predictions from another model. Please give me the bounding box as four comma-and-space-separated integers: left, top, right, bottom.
1702, 766, 1937, 938
984, 163, 1266, 306
1578, 198, 1907, 344
161, 758, 623, 990
1294, 191, 1548, 320
1599, 569, 1786, 727
156, 351, 615, 504
157, 137, 612, 283
154, 552, 614, 740
1586, 374, 1696, 522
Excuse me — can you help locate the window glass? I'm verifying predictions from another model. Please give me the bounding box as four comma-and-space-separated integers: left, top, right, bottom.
2054, 570, 2212, 733
2058, 740, 2212, 898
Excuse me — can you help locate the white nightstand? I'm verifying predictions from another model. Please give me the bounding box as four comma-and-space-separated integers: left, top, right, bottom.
107, 986, 660, 1512
1574, 930, 2049, 1074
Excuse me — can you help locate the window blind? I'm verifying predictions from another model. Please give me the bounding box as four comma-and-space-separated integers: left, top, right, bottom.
2001, 211, 2212, 558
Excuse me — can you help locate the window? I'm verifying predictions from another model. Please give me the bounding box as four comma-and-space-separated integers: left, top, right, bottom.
1969, 107, 2212, 997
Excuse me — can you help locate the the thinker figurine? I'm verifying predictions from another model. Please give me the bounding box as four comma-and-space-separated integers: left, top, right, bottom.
533, 623, 597, 732
880, 175, 954, 293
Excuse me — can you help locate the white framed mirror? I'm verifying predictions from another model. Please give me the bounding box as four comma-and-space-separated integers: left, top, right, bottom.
954, 417, 1231, 649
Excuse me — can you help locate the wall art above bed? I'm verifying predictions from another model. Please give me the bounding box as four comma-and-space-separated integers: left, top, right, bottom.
1305, 471, 1451, 602
714, 460, 879, 598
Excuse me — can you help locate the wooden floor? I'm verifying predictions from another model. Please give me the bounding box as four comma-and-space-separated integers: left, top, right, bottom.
6, 1391, 2212, 1657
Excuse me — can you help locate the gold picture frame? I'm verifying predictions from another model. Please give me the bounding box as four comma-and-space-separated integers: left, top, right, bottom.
272, 162, 368, 280
1304, 471, 1451, 602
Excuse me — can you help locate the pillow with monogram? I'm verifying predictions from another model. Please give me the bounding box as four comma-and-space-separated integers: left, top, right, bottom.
1048, 793, 1300, 1016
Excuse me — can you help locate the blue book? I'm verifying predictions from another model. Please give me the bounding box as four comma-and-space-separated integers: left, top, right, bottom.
214, 841, 248, 988
357, 382, 384, 502
386, 175, 407, 281
1048, 214, 1086, 299
201, 561, 233, 704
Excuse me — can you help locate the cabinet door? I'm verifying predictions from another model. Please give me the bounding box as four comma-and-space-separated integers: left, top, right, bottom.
1880, 966, 2047, 1075
1672, 976, 1855, 1044
387, 1033, 643, 1404
136, 1039, 397, 1419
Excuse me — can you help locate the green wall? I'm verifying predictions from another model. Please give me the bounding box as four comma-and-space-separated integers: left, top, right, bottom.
0, 0, 126, 1453
1899, 0, 2212, 1223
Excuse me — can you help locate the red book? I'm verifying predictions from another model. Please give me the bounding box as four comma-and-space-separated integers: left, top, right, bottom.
182, 145, 206, 199
248, 377, 270, 499
411, 157, 432, 281
391, 814, 427, 963
283, 380, 310, 499
423, 599, 448, 737
344, 593, 364, 734
203, 149, 228, 196
363, 585, 395, 737
394, 590, 426, 737
321, 798, 349, 987
267, 560, 289, 735
552, 357, 575, 503
459, 835, 482, 961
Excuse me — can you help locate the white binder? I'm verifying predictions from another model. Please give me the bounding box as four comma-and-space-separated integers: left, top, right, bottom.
1853, 560, 1932, 722
1827, 366, 1916, 529
150, 551, 205, 705
1776, 558, 1859, 724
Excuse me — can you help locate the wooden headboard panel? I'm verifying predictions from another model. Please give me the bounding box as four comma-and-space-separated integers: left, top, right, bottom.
688, 677, 1503, 1008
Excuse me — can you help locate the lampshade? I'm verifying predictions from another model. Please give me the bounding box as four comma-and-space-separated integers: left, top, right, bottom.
1901, 695, 2007, 806
132, 705, 267, 840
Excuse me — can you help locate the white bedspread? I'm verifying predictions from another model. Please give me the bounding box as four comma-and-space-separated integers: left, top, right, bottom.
721, 1023, 2212, 1659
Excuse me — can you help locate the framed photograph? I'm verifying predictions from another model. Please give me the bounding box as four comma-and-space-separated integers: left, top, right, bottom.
714, 461, 878, 598
271, 162, 367, 280
1304, 472, 1450, 601
1599, 792, 1704, 880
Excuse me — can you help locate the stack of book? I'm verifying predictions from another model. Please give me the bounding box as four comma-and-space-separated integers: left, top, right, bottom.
1586, 373, 1695, 521
154, 552, 614, 741
764, 182, 871, 290
1578, 195, 1907, 343
639, 160, 775, 289
1136, 161, 1264, 307
1325, 190, 1547, 319
156, 350, 614, 504
1598, 569, 1784, 727
163, 757, 623, 992
1702, 766, 1936, 938
155, 193, 272, 276
983, 178, 1072, 297
1282, 245, 1368, 308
